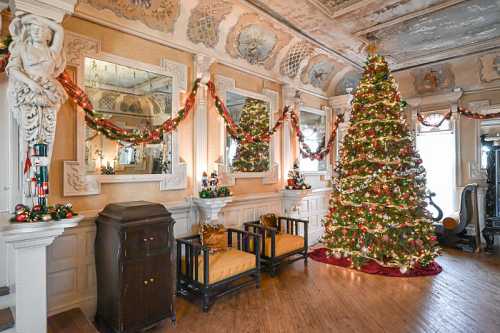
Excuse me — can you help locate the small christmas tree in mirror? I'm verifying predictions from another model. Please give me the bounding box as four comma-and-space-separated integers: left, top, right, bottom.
285, 160, 311, 190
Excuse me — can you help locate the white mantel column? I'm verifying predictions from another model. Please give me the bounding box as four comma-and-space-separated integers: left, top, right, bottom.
193, 55, 215, 195
2, 218, 82, 333
2, 1, 78, 333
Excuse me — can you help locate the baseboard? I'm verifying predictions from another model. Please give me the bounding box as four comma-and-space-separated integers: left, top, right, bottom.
48, 294, 97, 319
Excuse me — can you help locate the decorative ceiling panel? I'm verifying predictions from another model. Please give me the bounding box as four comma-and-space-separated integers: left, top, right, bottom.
81, 0, 180, 32
187, 0, 233, 48
280, 41, 316, 79
308, 0, 365, 16
371, 0, 500, 64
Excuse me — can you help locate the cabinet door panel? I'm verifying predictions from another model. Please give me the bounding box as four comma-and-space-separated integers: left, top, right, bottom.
144, 224, 170, 255
146, 253, 173, 323
123, 227, 148, 260
121, 261, 146, 330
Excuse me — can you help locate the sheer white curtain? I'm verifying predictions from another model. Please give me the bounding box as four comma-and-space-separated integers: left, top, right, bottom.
416, 130, 457, 217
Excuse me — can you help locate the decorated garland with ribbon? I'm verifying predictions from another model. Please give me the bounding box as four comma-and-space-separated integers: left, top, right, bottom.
457, 106, 500, 120
58, 71, 201, 144
0, 35, 11, 72
206, 80, 289, 143
416, 110, 452, 128
417, 106, 500, 127
290, 110, 344, 160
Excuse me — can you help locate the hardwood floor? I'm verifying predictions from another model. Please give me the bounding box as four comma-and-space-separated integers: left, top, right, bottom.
154, 248, 500, 333
48, 308, 98, 333
48, 248, 500, 333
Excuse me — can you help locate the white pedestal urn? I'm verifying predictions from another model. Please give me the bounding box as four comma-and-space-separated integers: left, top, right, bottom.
281, 189, 312, 217
193, 197, 232, 224
2, 216, 83, 333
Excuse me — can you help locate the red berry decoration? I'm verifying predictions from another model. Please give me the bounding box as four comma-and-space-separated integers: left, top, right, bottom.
15, 213, 28, 222
66, 212, 73, 219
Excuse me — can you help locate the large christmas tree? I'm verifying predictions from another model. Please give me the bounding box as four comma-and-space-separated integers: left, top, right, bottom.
323, 54, 439, 273
232, 98, 270, 172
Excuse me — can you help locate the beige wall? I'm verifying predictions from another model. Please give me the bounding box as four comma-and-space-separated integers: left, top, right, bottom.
393, 51, 500, 186
49, 17, 195, 213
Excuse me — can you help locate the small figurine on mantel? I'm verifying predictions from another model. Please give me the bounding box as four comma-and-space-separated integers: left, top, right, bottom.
286, 160, 311, 190
199, 170, 231, 198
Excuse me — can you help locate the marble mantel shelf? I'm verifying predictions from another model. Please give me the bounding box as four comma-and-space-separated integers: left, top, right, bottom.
1, 216, 83, 234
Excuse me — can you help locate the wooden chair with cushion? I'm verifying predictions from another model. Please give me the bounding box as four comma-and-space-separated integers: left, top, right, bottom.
244, 214, 308, 276
434, 183, 481, 252
176, 225, 260, 312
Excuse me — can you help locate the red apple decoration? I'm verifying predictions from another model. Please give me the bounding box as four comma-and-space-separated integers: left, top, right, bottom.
66, 212, 73, 219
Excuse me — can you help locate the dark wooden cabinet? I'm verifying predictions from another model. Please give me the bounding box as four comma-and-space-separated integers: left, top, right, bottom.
95, 201, 176, 333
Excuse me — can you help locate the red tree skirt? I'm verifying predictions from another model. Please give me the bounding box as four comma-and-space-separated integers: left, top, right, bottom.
309, 247, 442, 277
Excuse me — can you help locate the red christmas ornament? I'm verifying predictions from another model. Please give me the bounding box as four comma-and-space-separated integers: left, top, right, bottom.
15, 213, 28, 222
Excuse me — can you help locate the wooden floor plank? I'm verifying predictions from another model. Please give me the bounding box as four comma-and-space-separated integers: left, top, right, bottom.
50, 249, 500, 333
152, 248, 500, 333
48, 308, 98, 333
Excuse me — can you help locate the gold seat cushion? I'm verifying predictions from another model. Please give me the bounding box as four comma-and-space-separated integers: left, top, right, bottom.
251, 234, 305, 257
183, 248, 256, 285
442, 212, 459, 230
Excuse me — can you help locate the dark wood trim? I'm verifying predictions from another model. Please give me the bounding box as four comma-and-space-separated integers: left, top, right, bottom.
244, 216, 309, 276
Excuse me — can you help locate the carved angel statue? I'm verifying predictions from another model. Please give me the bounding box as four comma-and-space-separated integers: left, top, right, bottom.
6, 14, 67, 161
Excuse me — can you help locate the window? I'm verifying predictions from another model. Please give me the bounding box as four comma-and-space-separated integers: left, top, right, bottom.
416, 112, 456, 217
299, 108, 327, 172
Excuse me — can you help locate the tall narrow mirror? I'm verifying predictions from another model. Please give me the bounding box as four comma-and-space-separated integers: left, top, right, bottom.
225, 91, 271, 173
299, 108, 327, 172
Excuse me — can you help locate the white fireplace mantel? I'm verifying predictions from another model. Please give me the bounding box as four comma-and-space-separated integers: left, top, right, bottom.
1, 216, 82, 333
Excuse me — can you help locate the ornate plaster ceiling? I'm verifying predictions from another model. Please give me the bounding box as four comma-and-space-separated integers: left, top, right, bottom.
244, 0, 500, 70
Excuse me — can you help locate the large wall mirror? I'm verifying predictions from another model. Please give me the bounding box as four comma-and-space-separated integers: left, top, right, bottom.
84, 57, 173, 176
299, 107, 327, 173
214, 75, 279, 185
63, 32, 188, 196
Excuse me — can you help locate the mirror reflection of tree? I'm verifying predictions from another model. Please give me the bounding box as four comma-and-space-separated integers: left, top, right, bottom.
225, 92, 270, 172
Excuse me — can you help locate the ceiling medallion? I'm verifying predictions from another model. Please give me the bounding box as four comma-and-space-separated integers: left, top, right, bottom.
301, 54, 337, 91
226, 13, 292, 70
237, 25, 277, 65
